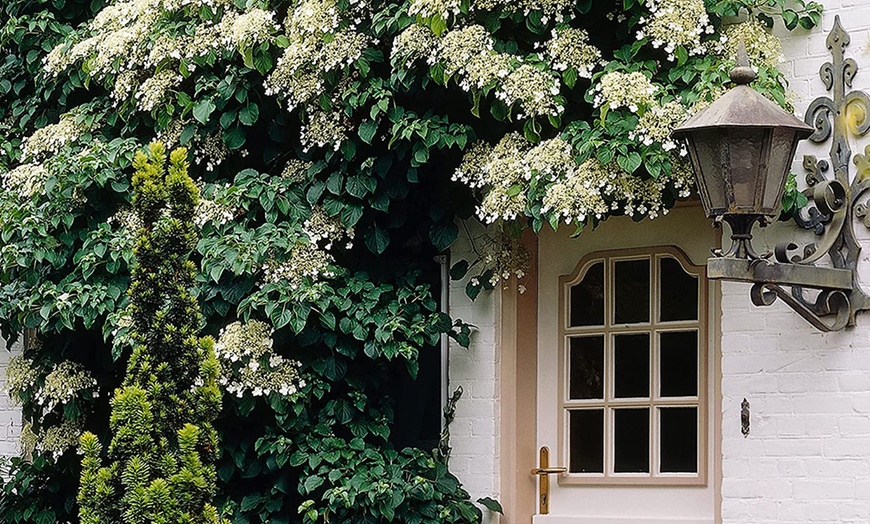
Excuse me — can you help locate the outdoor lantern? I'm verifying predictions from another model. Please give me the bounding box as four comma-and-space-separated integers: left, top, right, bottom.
672, 43, 814, 258
668, 18, 870, 332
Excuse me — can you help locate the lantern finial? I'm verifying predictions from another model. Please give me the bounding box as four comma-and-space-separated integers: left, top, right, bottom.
730, 39, 756, 85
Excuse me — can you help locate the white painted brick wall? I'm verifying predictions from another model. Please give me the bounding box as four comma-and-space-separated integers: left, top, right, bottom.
0, 337, 23, 457
449, 223, 500, 523
721, 4, 870, 523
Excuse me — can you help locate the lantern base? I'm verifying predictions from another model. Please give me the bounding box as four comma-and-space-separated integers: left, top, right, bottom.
715, 215, 769, 260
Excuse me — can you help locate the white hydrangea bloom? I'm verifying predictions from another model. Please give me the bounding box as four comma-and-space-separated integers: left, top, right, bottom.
639, 0, 711, 61
594, 71, 657, 113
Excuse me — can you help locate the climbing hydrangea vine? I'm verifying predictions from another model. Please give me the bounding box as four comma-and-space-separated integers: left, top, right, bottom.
0, 0, 821, 522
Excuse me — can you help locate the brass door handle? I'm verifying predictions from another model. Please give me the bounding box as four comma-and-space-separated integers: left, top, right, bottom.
531, 447, 566, 515
530, 467, 568, 475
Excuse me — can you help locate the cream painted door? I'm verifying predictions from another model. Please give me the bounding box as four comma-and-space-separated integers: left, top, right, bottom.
534, 207, 719, 524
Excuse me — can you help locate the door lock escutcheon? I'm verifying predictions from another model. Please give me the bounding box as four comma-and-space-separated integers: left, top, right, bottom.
530, 446, 567, 515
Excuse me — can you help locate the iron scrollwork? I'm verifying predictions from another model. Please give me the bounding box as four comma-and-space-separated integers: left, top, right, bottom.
758, 15, 870, 331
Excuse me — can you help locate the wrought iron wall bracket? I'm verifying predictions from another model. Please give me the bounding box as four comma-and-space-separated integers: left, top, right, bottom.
709, 16, 870, 332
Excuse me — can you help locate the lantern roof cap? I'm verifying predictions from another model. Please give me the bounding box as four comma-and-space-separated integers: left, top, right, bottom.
673, 41, 814, 138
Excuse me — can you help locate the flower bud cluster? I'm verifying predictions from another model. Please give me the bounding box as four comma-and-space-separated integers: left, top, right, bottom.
282, 159, 313, 183
541, 159, 612, 223
542, 155, 686, 223
192, 133, 229, 172
544, 28, 602, 78
473, 0, 573, 22
193, 197, 236, 228
392, 25, 439, 67
215, 320, 306, 398
43, 0, 283, 120
637, 0, 712, 61
454, 134, 577, 223
594, 71, 657, 113
496, 64, 563, 118
223, 8, 280, 49
439, 25, 494, 78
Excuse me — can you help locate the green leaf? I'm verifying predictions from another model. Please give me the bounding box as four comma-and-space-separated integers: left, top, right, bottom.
224, 126, 246, 150
617, 152, 642, 174
430, 221, 458, 251
782, 9, 799, 30
303, 475, 325, 494
364, 226, 390, 255
192, 99, 215, 124
239, 103, 260, 126
359, 120, 378, 144
477, 497, 504, 514
450, 260, 469, 280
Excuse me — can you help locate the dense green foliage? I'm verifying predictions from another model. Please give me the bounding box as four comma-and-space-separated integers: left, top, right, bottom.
78, 142, 223, 524
0, 0, 818, 522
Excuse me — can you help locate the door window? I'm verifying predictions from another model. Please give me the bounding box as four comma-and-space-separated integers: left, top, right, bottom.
560, 252, 706, 484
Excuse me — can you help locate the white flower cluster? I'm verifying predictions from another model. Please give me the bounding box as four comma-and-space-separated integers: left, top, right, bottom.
541, 158, 612, 223
192, 133, 229, 172
281, 159, 313, 183
214, 320, 305, 397
637, 0, 713, 61
437, 25, 495, 78
594, 71, 657, 113
454, 134, 575, 223
38, 419, 85, 460
300, 108, 348, 153
544, 28, 602, 78
43, 0, 278, 116
106, 305, 136, 354
262, 242, 336, 289
631, 100, 688, 152
717, 19, 783, 66
542, 157, 683, 223
223, 8, 280, 49
497, 65, 563, 118
5, 356, 38, 405
156, 119, 187, 148
108, 206, 145, 248
21, 115, 86, 160
392, 24, 438, 67
193, 198, 235, 228
1, 163, 49, 200
668, 157, 695, 199
36, 361, 99, 413
303, 206, 354, 250
265, 0, 368, 111
135, 70, 182, 112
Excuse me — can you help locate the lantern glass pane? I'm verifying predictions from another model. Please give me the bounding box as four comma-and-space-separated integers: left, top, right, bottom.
727, 128, 769, 212
688, 131, 729, 216
762, 128, 799, 213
